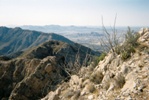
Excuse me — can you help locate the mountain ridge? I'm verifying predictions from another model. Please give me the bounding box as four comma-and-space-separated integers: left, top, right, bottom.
0, 40, 99, 100
0, 27, 100, 100
0, 27, 74, 56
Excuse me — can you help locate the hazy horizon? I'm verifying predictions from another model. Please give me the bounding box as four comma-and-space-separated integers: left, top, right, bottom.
0, 0, 149, 27
0, 23, 147, 28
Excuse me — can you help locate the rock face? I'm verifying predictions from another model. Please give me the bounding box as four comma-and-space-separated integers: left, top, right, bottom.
0, 40, 98, 100
0, 27, 74, 56
0, 56, 66, 100
42, 28, 149, 100
21, 40, 98, 64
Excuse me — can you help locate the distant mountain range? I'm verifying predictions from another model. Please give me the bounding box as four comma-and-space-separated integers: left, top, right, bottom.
20, 25, 141, 34
0, 27, 99, 57
20, 25, 101, 34
20, 25, 107, 51
20, 25, 141, 51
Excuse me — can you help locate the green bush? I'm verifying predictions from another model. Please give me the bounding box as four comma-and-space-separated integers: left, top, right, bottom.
120, 50, 130, 60
92, 53, 107, 67
120, 45, 136, 60
98, 53, 106, 61
125, 27, 139, 47
115, 27, 139, 60
100, 26, 139, 60
115, 45, 121, 54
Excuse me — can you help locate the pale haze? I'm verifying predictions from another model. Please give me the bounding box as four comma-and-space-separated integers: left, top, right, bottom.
0, 0, 149, 26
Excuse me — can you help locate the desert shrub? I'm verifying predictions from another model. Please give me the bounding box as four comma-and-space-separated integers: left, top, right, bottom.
125, 27, 140, 47
90, 71, 104, 84
100, 16, 120, 53
120, 44, 135, 60
115, 45, 121, 54
98, 53, 106, 61
114, 74, 125, 89
100, 16, 140, 58
115, 27, 140, 60
120, 50, 130, 60
86, 83, 95, 93
92, 53, 107, 67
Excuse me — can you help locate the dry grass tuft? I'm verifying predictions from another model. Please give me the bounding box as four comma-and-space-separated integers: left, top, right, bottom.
90, 71, 104, 84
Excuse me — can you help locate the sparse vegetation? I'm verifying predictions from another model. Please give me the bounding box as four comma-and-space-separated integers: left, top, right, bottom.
98, 53, 107, 61
92, 53, 106, 67
120, 44, 136, 60
114, 74, 125, 89
100, 16, 140, 60
101, 25, 140, 60
86, 83, 95, 93
117, 27, 140, 60
125, 27, 140, 47
89, 71, 104, 84
100, 15, 119, 53
120, 50, 131, 60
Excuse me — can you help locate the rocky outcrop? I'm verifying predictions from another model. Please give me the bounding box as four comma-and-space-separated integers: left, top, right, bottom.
0, 56, 67, 100
21, 40, 98, 64
42, 28, 149, 100
0, 40, 98, 100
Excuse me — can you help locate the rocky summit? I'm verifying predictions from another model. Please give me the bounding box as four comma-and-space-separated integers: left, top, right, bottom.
41, 28, 149, 100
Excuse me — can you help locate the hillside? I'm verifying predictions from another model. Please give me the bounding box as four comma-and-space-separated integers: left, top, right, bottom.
0, 27, 74, 56
42, 28, 149, 100
0, 39, 99, 100
0, 27, 148, 100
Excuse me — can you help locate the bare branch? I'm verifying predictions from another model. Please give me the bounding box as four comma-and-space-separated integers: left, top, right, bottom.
100, 14, 119, 53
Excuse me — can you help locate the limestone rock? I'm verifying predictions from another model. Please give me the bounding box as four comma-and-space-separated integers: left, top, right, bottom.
42, 28, 149, 100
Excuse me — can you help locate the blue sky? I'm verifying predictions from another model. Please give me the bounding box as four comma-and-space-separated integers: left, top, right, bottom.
0, 0, 149, 26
